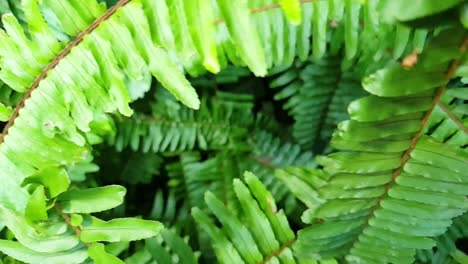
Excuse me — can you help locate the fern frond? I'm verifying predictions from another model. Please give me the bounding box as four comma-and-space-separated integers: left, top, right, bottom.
0, 0, 26, 29
424, 86, 468, 148
110, 91, 254, 153
240, 130, 314, 207
417, 212, 468, 264
116, 152, 162, 184
123, 229, 199, 264
192, 172, 337, 264
150, 190, 191, 230
283, 26, 468, 263
270, 55, 364, 151
167, 151, 239, 214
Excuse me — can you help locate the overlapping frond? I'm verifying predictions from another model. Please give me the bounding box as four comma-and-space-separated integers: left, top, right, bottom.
123, 229, 199, 264
417, 212, 468, 264
192, 172, 337, 264
269, 55, 364, 151
167, 151, 239, 213
109, 91, 254, 153
0, 177, 163, 263
239, 131, 315, 207
286, 26, 468, 263
424, 86, 468, 148
0, 0, 466, 263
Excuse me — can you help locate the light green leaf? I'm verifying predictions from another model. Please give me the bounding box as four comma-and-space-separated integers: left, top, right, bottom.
0, 240, 87, 264
80, 217, 163, 243
216, 0, 267, 76
22, 166, 70, 198
379, 0, 463, 22
184, 0, 220, 73
344, 0, 360, 59
88, 243, 124, 264
0, 103, 12, 121
233, 178, 280, 254
279, 0, 302, 25
25, 186, 48, 222
312, 1, 328, 59
149, 47, 200, 110
0, 205, 79, 254
204, 191, 263, 263
192, 208, 244, 264
57, 185, 126, 214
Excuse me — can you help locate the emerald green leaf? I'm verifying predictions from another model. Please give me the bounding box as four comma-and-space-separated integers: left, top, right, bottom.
379, 0, 463, 23
362, 65, 446, 97
57, 185, 126, 214
192, 208, 244, 263
348, 96, 433, 122
146, 229, 199, 264
80, 217, 163, 243
204, 191, 263, 263
233, 178, 280, 254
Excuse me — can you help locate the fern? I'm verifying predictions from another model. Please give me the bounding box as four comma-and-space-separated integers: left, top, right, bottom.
416, 212, 468, 264
239, 130, 315, 208
121, 229, 199, 264
109, 90, 254, 153
0, 0, 467, 263
193, 172, 335, 264
269, 55, 364, 152
287, 26, 468, 263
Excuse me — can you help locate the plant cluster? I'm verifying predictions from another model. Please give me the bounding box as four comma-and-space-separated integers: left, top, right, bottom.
0, 0, 466, 263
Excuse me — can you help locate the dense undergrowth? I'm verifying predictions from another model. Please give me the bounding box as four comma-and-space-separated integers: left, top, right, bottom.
0, 0, 467, 263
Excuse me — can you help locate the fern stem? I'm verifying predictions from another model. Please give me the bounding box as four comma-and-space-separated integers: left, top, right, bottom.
249, 156, 275, 169
54, 203, 90, 248
391, 38, 468, 180
436, 102, 468, 134
213, 0, 314, 25
0, 0, 131, 144
258, 238, 297, 264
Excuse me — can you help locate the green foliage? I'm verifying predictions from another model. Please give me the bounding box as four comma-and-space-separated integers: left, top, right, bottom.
193, 172, 303, 263
0, 0, 467, 263
269, 56, 364, 152
417, 213, 468, 264
283, 26, 468, 263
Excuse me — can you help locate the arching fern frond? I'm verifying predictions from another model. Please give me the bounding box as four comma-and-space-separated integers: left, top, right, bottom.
109, 91, 254, 153
289, 26, 468, 263
192, 172, 337, 264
